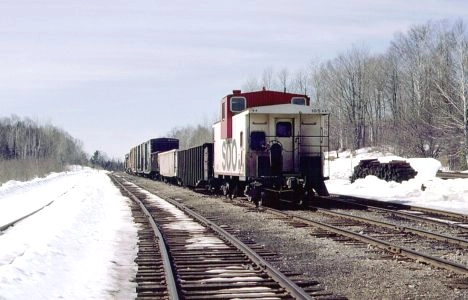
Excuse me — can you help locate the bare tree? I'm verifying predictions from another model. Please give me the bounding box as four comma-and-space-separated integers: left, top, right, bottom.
261, 66, 275, 90
293, 68, 309, 95
277, 67, 290, 92
366, 55, 388, 146
242, 75, 261, 92
322, 46, 371, 149
430, 20, 468, 166
167, 121, 213, 150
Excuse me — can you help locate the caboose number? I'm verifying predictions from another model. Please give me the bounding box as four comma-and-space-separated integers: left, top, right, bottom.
222, 139, 239, 171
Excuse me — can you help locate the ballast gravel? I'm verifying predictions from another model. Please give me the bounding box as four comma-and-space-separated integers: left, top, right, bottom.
123, 174, 468, 300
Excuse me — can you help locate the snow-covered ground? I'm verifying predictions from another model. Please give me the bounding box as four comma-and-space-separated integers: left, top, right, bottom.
326, 148, 468, 215
0, 167, 138, 300
0, 149, 467, 299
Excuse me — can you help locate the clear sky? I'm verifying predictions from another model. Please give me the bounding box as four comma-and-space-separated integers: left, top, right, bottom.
1, 0, 467, 159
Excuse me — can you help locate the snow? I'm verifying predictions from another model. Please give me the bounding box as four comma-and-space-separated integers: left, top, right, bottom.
326, 148, 468, 215
0, 148, 467, 299
129, 186, 231, 250
143, 190, 231, 250
0, 167, 138, 300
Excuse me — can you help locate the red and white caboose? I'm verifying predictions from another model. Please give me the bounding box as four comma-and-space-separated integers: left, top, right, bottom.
212, 89, 329, 205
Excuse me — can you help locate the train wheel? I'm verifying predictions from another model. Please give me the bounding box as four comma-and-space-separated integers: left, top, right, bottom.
230, 183, 239, 199
221, 182, 230, 198
299, 189, 314, 207
208, 183, 215, 195
267, 190, 281, 208
260, 190, 276, 207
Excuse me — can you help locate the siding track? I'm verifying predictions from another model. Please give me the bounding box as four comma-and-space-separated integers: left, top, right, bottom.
261, 195, 468, 275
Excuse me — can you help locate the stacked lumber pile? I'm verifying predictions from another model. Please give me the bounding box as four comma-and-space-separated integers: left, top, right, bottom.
350, 159, 418, 183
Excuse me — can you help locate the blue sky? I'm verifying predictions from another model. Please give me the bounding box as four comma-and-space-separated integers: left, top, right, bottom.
1, 0, 467, 159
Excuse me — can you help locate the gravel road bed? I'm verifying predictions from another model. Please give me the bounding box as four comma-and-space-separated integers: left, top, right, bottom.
123, 175, 468, 299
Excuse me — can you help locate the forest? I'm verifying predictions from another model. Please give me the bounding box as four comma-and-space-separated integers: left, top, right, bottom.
242, 20, 468, 169
0, 116, 88, 183
0, 116, 126, 184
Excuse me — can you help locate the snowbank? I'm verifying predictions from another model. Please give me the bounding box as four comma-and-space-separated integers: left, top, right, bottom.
0, 168, 138, 299
326, 148, 468, 214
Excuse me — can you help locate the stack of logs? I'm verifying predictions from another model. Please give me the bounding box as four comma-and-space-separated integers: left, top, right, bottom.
350, 159, 418, 183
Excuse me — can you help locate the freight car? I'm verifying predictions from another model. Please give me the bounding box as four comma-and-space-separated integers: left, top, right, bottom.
177, 143, 214, 188
150, 143, 214, 188
127, 138, 179, 178
126, 88, 330, 207
158, 149, 178, 183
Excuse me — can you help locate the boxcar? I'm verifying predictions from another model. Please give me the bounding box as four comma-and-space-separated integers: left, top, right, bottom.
158, 149, 178, 182
124, 153, 130, 172
137, 138, 179, 177
177, 143, 214, 188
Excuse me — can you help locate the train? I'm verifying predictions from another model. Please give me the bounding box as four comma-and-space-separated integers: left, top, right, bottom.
124, 88, 330, 206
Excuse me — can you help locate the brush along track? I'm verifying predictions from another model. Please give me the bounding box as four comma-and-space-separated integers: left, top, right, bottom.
110, 174, 334, 299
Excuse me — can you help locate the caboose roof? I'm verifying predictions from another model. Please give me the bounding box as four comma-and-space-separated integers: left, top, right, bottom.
245, 103, 329, 115
225, 89, 308, 99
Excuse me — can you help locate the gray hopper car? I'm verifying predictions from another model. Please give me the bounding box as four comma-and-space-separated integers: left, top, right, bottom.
177, 143, 214, 188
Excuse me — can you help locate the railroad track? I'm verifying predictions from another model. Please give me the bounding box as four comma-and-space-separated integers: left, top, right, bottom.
0, 188, 74, 232
0, 199, 55, 232
283, 208, 468, 275
110, 174, 338, 299
221, 194, 468, 275
257, 195, 468, 275
325, 194, 468, 232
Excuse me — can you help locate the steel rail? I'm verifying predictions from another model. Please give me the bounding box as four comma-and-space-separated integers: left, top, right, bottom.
309, 206, 468, 248
112, 176, 180, 300
0, 199, 55, 232
325, 194, 468, 227
333, 194, 468, 220
162, 196, 313, 300
266, 208, 468, 275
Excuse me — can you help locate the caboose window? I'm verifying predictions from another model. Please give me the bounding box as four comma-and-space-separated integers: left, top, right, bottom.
230, 97, 246, 112
250, 131, 266, 150
291, 97, 306, 105
276, 122, 292, 137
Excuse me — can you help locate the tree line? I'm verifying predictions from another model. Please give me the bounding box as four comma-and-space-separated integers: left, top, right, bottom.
166, 119, 214, 150
0, 115, 87, 164
0, 116, 89, 183
90, 150, 123, 171
243, 19, 468, 169
0, 116, 125, 183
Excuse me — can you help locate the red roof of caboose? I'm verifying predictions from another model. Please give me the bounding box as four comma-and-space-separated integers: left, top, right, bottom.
220, 89, 310, 139
230, 89, 310, 107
